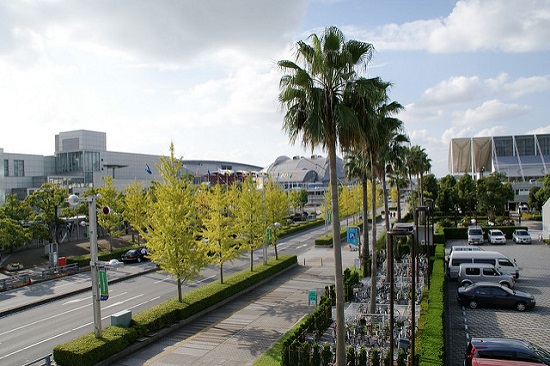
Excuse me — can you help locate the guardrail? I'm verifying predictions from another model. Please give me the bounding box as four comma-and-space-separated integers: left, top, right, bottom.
0, 263, 79, 292
22, 353, 54, 366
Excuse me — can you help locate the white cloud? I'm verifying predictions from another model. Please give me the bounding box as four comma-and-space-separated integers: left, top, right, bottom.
451, 99, 531, 125
528, 125, 550, 134
365, 0, 550, 53
1, 0, 307, 67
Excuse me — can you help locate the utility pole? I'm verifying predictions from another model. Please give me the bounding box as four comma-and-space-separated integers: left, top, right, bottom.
67, 194, 102, 338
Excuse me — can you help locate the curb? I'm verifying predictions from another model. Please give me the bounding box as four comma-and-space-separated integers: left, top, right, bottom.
0, 267, 159, 318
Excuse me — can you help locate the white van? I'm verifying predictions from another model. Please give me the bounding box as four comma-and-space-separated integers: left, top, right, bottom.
447, 250, 519, 280
467, 226, 484, 245
458, 263, 515, 288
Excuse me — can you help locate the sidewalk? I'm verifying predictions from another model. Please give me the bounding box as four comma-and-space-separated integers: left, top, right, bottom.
110, 243, 361, 366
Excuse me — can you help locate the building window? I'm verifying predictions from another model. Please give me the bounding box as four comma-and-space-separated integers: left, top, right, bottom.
4, 159, 8, 177
14, 159, 24, 177
515, 136, 535, 156
494, 137, 513, 157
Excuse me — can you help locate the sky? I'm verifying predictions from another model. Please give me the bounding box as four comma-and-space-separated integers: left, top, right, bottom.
1, 0, 549, 178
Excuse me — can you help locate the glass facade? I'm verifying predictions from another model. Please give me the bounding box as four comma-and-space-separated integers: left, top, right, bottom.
493, 136, 513, 157
14, 159, 24, 177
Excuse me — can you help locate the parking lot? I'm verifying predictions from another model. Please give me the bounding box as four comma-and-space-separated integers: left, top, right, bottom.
445, 231, 550, 366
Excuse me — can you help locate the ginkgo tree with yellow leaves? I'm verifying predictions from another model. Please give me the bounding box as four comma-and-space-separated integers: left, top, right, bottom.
140, 143, 209, 302
200, 184, 243, 284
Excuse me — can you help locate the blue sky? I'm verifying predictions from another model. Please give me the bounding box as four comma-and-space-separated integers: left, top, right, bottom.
0, 0, 549, 177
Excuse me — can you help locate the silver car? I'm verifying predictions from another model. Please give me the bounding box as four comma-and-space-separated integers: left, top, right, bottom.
487, 229, 506, 244
512, 229, 532, 244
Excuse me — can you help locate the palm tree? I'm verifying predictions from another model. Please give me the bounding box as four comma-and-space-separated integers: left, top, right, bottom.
408, 145, 432, 206
344, 151, 371, 265
388, 157, 409, 222
278, 26, 374, 366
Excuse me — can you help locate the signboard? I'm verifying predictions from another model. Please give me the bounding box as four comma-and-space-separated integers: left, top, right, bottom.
308, 290, 317, 306
99, 269, 109, 301
266, 228, 273, 241
347, 227, 359, 245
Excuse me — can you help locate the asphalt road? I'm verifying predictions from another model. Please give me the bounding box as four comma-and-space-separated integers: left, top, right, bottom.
0, 224, 326, 366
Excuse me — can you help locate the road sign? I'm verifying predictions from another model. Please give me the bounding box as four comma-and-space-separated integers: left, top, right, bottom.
308, 290, 317, 306
267, 228, 273, 241
99, 269, 109, 301
347, 227, 359, 245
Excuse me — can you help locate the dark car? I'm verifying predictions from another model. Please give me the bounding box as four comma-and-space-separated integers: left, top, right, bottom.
465, 337, 550, 366
456, 282, 535, 311
121, 248, 148, 263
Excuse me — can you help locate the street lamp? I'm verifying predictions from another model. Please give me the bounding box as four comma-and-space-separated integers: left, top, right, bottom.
67, 194, 102, 338
423, 199, 434, 289
454, 204, 461, 227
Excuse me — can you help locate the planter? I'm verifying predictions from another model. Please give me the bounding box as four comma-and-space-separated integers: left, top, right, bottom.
6, 263, 24, 272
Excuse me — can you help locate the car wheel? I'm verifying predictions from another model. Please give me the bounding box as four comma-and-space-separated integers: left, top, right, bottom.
137, 257, 141, 263
469, 300, 478, 309
501, 282, 511, 289
461, 280, 472, 287
516, 302, 527, 312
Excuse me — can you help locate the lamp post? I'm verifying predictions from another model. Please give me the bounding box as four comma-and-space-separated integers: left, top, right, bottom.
67, 194, 102, 338
423, 199, 434, 289
454, 204, 461, 227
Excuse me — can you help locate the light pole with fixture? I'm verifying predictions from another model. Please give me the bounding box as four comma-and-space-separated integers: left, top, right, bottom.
67, 194, 103, 338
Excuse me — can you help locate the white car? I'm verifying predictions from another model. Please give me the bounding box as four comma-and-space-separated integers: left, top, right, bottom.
487, 229, 507, 244
512, 229, 532, 244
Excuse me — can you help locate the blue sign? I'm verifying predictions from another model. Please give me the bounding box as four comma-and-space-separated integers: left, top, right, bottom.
347, 227, 359, 245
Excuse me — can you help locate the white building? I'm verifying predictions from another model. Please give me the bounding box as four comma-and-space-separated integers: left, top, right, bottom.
0, 130, 262, 203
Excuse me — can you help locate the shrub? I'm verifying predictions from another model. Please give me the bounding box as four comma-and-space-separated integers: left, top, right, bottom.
53, 255, 297, 366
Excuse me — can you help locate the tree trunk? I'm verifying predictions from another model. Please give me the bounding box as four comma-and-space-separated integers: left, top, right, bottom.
397, 185, 402, 222
328, 144, 346, 366
369, 161, 378, 315
360, 178, 369, 274
250, 248, 254, 271
220, 262, 224, 284
382, 172, 391, 279
177, 275, 182, 302
274, 237, 279, 260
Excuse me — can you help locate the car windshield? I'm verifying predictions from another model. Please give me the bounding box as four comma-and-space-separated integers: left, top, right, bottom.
530, 343, 550, 364
470, 229, 482, 235
516, 230, 528, 236
492, 231, 504, 236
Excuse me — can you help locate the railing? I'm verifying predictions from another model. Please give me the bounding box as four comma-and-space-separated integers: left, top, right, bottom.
22, 353, 54, 366
0, 263, 79, 292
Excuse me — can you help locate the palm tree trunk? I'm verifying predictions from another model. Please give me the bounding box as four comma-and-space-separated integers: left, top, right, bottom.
328, 144, 346, 366
397, 185, 402, 222
369, 162, 378, 314
382, 172, 391, 279
361, 178, 369, 273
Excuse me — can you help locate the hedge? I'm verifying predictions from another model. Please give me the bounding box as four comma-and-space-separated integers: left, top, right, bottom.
53, 255, 297, 366
416, 243, 445, 365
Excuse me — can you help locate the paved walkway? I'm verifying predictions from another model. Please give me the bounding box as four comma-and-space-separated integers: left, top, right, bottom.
111, 244, 361, 366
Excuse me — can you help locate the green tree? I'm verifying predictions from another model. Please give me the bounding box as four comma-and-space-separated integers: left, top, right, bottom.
201, 184, 242, 284
0, 194, 32, 221
24, 182, 69, 244
533, 174, 550, 211
142, 143, 208, 302
422, 173, 438, 202
289, 189, 308, 213
264, 179, 288, 260
477, 173, 514, 222
232, 174, 265, 271
97, 175, 125, 251
529, 185, 544, 211
436, 175, 458, 213
123, 179, 148, 244
0, 218, 31, 252
278, 26, 374, 365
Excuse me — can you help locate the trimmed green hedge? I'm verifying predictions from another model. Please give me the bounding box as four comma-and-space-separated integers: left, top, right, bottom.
416, 244, 445, 365
53, 255, 297, 366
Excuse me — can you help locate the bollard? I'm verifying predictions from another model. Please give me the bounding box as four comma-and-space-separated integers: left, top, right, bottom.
303, 258, 306, 266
